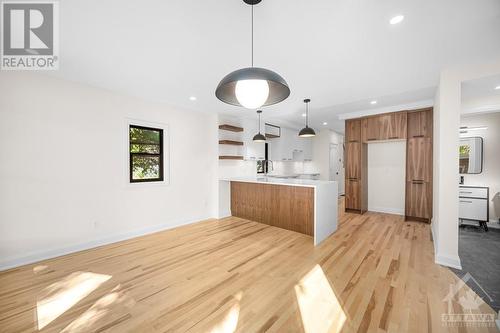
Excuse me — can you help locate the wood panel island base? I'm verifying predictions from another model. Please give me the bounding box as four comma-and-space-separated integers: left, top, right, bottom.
219, 178, 338, 245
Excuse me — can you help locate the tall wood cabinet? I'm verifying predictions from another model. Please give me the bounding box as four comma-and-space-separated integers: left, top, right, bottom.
345, 119, 367, 213
344, 108, 433, 223
405, 108, 433, 222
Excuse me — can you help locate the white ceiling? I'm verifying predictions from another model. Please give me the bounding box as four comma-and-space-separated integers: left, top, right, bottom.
461, 74, 500, 116
50, 0, 500, 133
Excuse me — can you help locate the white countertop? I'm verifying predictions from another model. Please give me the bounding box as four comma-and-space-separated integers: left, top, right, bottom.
220, 177, 335, 188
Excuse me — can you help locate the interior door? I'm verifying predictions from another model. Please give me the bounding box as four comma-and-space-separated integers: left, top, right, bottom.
329, 144, 340, 181
330, 143, 345, 195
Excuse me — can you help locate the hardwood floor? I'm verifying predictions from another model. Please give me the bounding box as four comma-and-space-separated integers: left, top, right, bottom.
0, 200, 496, 332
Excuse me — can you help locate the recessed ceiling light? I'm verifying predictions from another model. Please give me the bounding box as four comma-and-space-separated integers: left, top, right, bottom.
302, 113, 307, 117
370, 100, 377, 105
189, 96, 197, 101
495, 85, 500, 90
390, 15, 404, 25
323, 122, 328, 125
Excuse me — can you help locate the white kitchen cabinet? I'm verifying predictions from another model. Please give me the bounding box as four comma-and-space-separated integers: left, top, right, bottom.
244, 141, 265, 161
269, 128, 292, 161
298, 137, 313, 161
269, 127, 313, 162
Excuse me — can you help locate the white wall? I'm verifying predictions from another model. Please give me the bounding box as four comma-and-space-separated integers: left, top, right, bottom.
367, 141, 406, 215
217, 114, 259, 179
0, 72, 218, 270
460, 112, 500, 223
432, 59, 500, 269
307, 130, 345, 193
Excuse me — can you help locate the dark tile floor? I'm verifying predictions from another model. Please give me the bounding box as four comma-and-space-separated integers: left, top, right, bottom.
451, 225, 500, 312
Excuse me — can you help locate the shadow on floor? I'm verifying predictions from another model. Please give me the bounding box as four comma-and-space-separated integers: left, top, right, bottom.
451, 225, 500, 312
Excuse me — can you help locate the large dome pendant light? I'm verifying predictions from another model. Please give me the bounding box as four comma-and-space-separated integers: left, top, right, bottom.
253, 110, 266, 142
215, 0, 290, 109
299, 99, 316, 137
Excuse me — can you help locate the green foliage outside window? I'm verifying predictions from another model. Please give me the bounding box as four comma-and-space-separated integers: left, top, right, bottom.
459, 145, 470, 158
129, 125, 163, 182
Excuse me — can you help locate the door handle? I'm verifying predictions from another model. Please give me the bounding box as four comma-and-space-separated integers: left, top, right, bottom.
460, 200, 473, 203
412, 180, 424, 184
367, 138, 377, 141
413, 135, 424, 138
389, 136, 398, 139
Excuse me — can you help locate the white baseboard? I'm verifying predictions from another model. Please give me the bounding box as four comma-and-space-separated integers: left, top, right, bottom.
435, 252, 462, 270
0, 215, 213, 272
217, 210, 231, 219
488, 220, 500, 229
368, 206, 404, 215
430, 219, 462, 269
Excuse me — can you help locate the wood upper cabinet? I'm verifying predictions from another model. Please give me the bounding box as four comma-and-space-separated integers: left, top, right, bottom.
378, 112, 408, 140
406, 137, 431, 182
345, 119, 361, 143
362, 117, 380, 142
346, 142, 361, 179
407, 109, 432, 138
388, 112, 407, 139
405, 181, 431, 219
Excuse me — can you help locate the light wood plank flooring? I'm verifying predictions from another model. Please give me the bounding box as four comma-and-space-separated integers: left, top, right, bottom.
0, 200, 496, 332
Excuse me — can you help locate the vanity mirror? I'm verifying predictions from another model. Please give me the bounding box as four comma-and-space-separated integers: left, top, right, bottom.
459, 137, 483, 174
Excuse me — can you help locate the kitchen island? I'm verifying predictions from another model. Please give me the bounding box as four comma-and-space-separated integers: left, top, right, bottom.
219, 177, 338, 245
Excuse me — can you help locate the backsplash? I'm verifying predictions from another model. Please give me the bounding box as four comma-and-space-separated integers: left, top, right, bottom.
269, 161, 318, 176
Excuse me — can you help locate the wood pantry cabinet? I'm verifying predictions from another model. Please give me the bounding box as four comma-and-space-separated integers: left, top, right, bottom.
344, 108, 433, 223
345, 119, 361, 142
407, 109, 432, 138
344, 119, 367, 212
405, 108, 433, 222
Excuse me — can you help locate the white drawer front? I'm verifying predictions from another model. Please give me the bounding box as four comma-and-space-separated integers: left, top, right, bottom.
459, 198, 488, 221
459, 187, 488, 199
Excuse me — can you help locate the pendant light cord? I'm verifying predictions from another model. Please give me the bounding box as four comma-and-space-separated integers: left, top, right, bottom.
258, 112, 261, 133
251, 4, 254, 67
306, 101, 309, 127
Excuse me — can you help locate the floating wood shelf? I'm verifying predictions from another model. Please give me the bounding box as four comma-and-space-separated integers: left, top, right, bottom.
219, 140, 244, 146
265, 133, 280, 138
219, 124, 243, 132
219, 155, 244, 160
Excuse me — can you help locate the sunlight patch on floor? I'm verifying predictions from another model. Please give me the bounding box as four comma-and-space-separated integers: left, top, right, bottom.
33, 265, 49, 274
295, 265, 346, 333
210, 292, 242, 333
36, 271, 111, 330
61, 284, 129, 333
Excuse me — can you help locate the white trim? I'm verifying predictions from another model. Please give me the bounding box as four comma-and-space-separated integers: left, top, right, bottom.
367, 207, 405, 215
431, 218, 462, 269
435, 253, 462, 270
0, 216, 212, 272
461, 104, 500, 116
487, 220, 500, 229
218, 211, 231, 219
338, 99, 434, 120
124, 118, 171, 187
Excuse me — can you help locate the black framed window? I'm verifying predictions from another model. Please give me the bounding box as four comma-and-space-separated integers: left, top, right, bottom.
257, 143, 269, 174
129, 125, 164, 183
